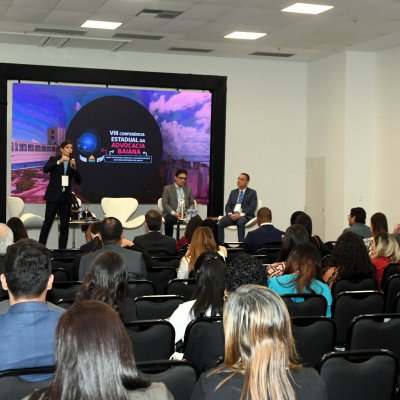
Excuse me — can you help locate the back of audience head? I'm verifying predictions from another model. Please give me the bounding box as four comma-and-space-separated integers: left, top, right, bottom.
145, 209, 162, 232
257, 207, 272, 224
372, 232, 400, 261
290, 211, 304, 225
328, 231, 375, 281
200, 219, 220, 245
221, 285, 299, 400
284, 243, 320, 294
100, 217, 123, 243
184, 215, 202, 241
30, 300, 149, 400
76, 251, 128, 312
189, 226, 218, 268
0, 223, 13, 254
370, 212, 388, 237
225, 253, 266, 292
277, 224, 310, 262
2, 239, 52, 300
294, 212, 313, 237
6, 217, 28, 243
89, 221, 103, 251
350, 207, 367, 224
191, 256, 225, 318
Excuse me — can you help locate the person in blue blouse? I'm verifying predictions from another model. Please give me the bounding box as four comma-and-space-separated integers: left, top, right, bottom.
268, 243, 332, 316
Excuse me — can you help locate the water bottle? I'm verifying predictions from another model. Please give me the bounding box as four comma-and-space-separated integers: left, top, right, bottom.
78, 207, 83, 220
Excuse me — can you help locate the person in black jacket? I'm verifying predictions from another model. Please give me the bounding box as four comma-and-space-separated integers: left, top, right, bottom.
39, 140, 81, 249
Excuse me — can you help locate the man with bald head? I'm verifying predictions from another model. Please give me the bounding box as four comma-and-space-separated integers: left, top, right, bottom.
244, 207, 284, 254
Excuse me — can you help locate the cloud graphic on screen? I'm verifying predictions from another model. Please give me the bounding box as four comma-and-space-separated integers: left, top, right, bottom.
149, 92, 211, 114
194, 102, 211, 129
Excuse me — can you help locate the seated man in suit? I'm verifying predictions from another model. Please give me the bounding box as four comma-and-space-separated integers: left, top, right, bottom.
133, 209, 177, 256
218, 173, 258, 243
79, 217, 147, 280
0, 239, 63, 381
162, 169, 195, 237
244, 207, 284, 254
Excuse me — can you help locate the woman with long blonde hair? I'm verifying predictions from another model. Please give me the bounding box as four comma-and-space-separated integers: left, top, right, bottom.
177, 226, 222, 279
191, 285, 327, 400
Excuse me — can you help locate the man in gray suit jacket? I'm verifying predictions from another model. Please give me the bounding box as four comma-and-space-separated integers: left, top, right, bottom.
78, 217, 147, 280
162, 169, 195, 237
218, 173, 258, 243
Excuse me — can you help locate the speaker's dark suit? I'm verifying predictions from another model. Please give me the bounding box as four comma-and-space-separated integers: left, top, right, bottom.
244, 224, 284, 254
218, 188, 258, 242
133, 231, 177, 256
39, 156, 81, 249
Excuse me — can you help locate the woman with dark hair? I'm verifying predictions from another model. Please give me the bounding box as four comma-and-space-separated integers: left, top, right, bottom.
322, 231, 376, 288
201, 219, 227, 256
370, 232, 400, 287
25, 300, 173, 400
268, 243, 332, 316
6, 217, 28, 242
191, 285, 327, 400
176, 215, 203, 253
370, 212, 389, 236
75, 251, 136, 322
294, 212, 323, 248
266, 224, 310, 278
169, 257, 225, 343
290, 210, 304, 225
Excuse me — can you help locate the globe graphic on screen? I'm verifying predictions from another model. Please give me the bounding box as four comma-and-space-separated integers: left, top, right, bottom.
77, 130, 100, 154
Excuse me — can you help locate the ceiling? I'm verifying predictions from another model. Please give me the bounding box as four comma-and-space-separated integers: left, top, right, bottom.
0, 0, 400, 62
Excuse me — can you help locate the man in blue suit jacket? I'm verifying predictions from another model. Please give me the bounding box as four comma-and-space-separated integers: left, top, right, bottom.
244, 207, 284, 254
218, 173, 258, 243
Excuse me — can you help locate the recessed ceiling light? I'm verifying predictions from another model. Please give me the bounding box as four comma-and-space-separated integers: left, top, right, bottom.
281, 3, 333, 14
81, 20, 122, 30
224, 31, 267, 40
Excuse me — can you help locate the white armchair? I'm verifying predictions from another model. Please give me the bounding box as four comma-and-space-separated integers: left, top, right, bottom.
101, 197, 145, 229
6, 196, 44, 230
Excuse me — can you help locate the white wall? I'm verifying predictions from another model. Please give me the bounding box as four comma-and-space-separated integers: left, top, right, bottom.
3, 44, 308, 248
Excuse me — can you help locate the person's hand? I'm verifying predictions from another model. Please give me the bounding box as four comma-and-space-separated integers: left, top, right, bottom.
59, 155, 69, 163
70, 158, 77, 169
185, 244, 191, 257
230, 213, 241, 221
121, 238, 134, 248
175, 212, 181, 219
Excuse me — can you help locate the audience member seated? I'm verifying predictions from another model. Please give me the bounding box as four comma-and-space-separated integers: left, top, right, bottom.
79, 217, 146, 281
364, 212, 389, 252
343, 207, 371, 238
133, 209, 177, 256
0, 223, 13, 276
6, 217, 28, 242
392, 223, 400, 246
79, 221, 102, 253
75, 251, 137, 323
290, 210, 304, 225
0, 239, 63, 381
265, 224, 309, 278
321, 232, 377, 288
225, 253, 266, 293
177, 227, 222, 279
370, 232, 400, 287
294, 212, 323, 248
244, 207, 284, 254
169, 256, 225, 344
24, 301, 173, 400
191, 285, 327, 400
268, 243, 332, 316
176, 215, 202, 253
201, 219, 227, 256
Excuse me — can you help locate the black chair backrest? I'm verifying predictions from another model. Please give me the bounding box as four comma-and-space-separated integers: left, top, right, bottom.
51, 257, 77, 281
51, 267, 70, 282
183, 316, 224, 374
316, 349, 398, 400
281, 293, 327, 317
291, 317, 336, 368
50, 249, 83, 258
347, 313, 400, 362
127, 280, 156, 299
55, 298, 75, 310
46, 281, 82, 304
165, 278, 198, 301
138, 360, 197, 400
0, 366, 55, 400
395, 293, 400, 313
148, 254, 180, 268
384, 274, 400, 312
134, 295, 185, 320
125, 320, 175, 362
147, 267, 177, 294
255, 242, 282, 262
331, 278, 376, 299
382, 263, 400, 291
331, 290, 384, 346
